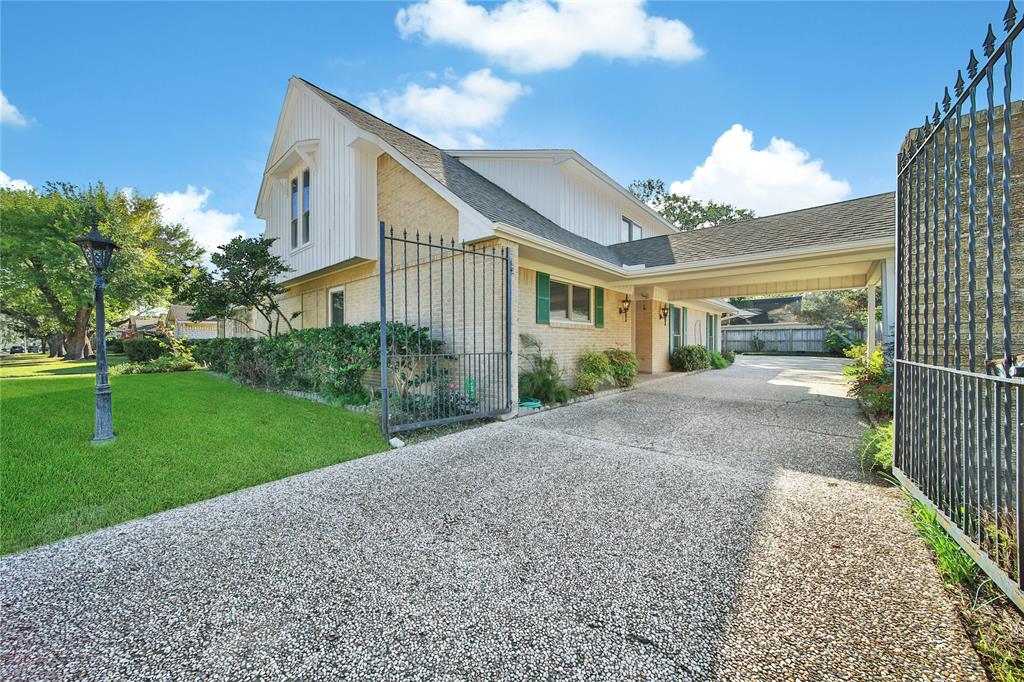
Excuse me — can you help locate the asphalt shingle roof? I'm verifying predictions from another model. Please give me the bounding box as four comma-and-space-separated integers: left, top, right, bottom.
300, 79, 621, 265
610, 193, 895, 268
300, 79, 895, 271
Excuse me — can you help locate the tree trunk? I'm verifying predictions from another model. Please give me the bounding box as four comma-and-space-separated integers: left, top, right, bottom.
49, 331, 64, 358
63, 308, 93, 360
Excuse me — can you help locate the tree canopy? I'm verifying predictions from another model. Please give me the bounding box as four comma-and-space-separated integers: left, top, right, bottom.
0, 182, 202, 358
796, 289, 871, 331
628, 178, 755, 231
185, 236, 297, 337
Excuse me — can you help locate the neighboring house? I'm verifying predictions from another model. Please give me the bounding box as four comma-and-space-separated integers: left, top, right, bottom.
166, 305, 219, 340
248, 77, 896, 394
723, 295, 803, 326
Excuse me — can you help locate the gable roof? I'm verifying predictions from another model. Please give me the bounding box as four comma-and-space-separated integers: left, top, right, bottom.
297, 78, 622, 265
610, 192, 895, 268
294, 79, 894, 272
446, 148, 679, 234
722, 295, 802, 325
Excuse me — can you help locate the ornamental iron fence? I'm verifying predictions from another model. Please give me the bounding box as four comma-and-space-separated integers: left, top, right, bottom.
894, 1, 1024, 608
379, 222, 513, 434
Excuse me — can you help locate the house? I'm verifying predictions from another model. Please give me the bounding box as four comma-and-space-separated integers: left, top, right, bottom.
249, 77, 896, 406
166, 305, 219, 340
722, 295, 803, 326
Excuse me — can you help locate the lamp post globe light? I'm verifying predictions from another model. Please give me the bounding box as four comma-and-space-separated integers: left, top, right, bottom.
72, 226, 119, 443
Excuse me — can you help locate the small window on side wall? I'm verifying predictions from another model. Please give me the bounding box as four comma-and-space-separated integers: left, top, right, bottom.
302, 170, 311, 244
621, 216, 643, 242
329, 287, 344, 326
290, 178, 299, 249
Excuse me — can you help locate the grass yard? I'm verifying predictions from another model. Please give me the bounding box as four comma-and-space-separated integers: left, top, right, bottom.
1, 359, 388, 555
0, 352, 126, 378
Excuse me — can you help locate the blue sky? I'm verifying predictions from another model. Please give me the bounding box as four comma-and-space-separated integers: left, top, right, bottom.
0, 1, 1006, 251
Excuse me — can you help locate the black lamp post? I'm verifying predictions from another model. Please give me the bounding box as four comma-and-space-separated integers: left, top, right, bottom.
72, 226, 119, 443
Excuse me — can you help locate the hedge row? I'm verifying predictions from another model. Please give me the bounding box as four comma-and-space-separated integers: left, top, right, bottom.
187, 323, 438, 401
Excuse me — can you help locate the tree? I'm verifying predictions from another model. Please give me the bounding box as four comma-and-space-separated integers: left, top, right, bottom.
0, 182, 202, 359
184, 236, 298, 337
628, 178, 755, 231
797, 289, 870, 331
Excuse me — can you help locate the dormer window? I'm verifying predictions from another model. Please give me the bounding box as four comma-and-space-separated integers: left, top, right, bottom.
290, 168, 311, 250
621, 216, 643, 242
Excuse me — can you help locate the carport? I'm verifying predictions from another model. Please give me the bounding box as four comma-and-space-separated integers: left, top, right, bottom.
609, 192, 896, 358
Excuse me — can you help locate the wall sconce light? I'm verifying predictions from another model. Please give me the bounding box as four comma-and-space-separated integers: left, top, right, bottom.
619, 294, 631, 321
659, 303, 670, 325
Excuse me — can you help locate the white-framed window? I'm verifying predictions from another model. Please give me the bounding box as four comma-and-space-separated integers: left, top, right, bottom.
550, 279, 591, 323
328, 286, 345, 326
290, 168, 311, 250
621, 216, 643, 242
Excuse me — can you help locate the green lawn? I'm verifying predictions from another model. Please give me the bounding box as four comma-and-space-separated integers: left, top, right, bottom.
1, 359, 388, 555
0, 352, 127, 378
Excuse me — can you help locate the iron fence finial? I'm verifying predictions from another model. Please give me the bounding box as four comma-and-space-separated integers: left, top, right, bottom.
955, 69, 966, 96
933, 103, 941, 124
943, 87, 952, 112
984, 23, 997, 57
968, 49, 980, 78
1005, 0, 1017, 32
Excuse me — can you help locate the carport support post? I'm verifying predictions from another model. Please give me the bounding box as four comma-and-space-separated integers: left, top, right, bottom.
867, 285, 876, 359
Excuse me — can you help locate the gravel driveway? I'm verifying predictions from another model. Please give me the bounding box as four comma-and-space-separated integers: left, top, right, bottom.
1, 356, 984, 680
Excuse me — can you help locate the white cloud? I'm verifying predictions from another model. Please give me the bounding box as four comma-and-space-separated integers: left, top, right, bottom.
670, 124, 851, 216
155, 186, 245, 255
364, 68, 527, 148
396, 0, 702, 73
1, 92, 30, 127
0, 170, 32, 191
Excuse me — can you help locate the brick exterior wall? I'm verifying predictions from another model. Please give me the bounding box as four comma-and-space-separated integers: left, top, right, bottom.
518, 266, 632, 381
899, 101, 1023, 369
635, 299, 671, 373
377, 153, 459, 243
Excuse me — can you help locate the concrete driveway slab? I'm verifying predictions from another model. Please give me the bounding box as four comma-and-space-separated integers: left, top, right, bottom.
0, 356, 983, 680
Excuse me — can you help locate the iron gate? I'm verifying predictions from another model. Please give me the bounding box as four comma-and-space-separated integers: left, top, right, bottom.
895, 2, 1023, 607
379, 222, 513, 434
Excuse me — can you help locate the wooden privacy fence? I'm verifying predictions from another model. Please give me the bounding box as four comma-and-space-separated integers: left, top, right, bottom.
722, 325, 865, 353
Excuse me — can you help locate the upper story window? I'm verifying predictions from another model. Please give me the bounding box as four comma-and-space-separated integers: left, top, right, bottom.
290, 168, 311, 250
550, 279, 591, 323
621, 216, 643, 242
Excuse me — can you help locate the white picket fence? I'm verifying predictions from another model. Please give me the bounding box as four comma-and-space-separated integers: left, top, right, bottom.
722, 324, 865, 354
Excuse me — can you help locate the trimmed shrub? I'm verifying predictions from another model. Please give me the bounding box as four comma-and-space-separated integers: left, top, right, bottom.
112, 355, 200, 375
122, 336, 164, 362
186, 322, 437, 401
721, 349, 736, 364
669, 344, 711, 372
105, 337, 125, 354
709, 351, 730, 369
604, 349, 638, 388
573, 349, 612, 395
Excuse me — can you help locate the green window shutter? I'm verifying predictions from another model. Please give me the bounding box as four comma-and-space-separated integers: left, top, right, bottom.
706, 313, 713, 349
682, 307, 688, 345
536, 272, 550, 324
594, 286, 604, 328
668, 304, 674, 350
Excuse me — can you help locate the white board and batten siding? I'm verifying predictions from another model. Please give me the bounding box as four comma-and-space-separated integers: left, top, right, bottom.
258, 84, 377, 282
457, 154, 673, 246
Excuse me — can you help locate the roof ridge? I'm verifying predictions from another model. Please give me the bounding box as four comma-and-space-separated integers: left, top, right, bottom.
610, 191, 895, 247
296, 77, 624, 266
294, 76, 447, 156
